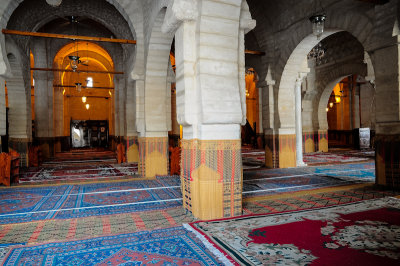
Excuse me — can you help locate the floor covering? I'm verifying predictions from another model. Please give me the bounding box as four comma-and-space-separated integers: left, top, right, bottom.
0, 148, 397, 265
242, 148, 374, 168
19, 163, 138, 184
186, 197, 400, 265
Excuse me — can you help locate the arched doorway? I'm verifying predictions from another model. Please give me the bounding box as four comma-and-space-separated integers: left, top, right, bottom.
52, 41, 115, 150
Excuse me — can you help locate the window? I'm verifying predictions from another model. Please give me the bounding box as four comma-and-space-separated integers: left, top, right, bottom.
86, 77, 93, 87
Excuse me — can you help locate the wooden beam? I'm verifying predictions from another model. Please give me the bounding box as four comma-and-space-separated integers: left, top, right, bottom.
31, 67, 124, 75
54, 84, 114, 90
245, 49, 265, 56
66, 95, 110, 99
2, 29, 136, 44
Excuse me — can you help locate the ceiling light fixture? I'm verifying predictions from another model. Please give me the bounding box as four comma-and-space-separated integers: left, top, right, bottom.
309, 14, 326, 39
69, 55, 79, 71
308, 42, 326, 63
75, 82, 82, 92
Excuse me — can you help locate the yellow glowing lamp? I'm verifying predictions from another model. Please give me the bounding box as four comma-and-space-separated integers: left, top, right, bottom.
335, 96, 341, 103
329, 102, 334, 108
85, 103, 90, 110
82, 96, 87, 103
326, 107, 329, 112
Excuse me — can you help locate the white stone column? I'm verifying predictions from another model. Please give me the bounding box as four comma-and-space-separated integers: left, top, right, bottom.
0, 76, 5, 137
166, 64, 175, 132
295, 73, 307, 166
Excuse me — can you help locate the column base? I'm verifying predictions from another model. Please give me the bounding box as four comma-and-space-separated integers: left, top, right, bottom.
35, 137, 55, 159
264, 133, 297, 168
279, 134, 296, 168
126, 136, 139, 163
317, 130, 329, 152
303, 132, 315, 153
181, 139, 242, 220
9, 138, 30, 167
375, 134, 400, 189
138, 137, 168, 178
264, 133, 278, 168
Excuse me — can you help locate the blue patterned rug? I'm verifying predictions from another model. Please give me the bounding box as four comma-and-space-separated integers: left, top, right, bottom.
1, 227, 224, 265
0, 178, 182, 224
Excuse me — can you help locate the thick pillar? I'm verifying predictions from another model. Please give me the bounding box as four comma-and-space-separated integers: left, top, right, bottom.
126, 80, 139, 163
53, 87, 64, 152
163, 0, 254, 219
33, 70, 54, 158
295, 73, 306, 166
372, 34, 400, 189
7, 85, 30, 165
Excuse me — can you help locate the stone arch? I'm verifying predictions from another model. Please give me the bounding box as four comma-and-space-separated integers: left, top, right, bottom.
274, 9, 374, 130
0, 0, 141, 78
142, 7, 175, 134
317, 63, 367, 131
278, 30, 340, 130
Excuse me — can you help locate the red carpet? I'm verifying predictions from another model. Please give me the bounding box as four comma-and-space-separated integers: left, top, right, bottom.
186, 197, 400, 265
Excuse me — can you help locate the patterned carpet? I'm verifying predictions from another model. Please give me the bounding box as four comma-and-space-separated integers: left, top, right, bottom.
0, 151, 397, 265
241, 147, 374, 168
186, 197, 400, 265
19, 163, 138, 184
1, 227, 224, 265
0, 178, 181, 224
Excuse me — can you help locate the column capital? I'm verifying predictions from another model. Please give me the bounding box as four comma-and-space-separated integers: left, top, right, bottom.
296, 72, 308, 83
162, 0, 198, 35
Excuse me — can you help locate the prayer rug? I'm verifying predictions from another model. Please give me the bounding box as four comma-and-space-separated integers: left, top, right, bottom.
186, 197, 400, 265
243, 173, 372, 197
1, 226, 225, 265
304, 151, 372, 165
0, 180, 182, 224
244, 162, 375, 181
19, 163, 138, 183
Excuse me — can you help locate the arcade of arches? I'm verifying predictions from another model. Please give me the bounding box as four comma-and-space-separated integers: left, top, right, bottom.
0, 0, 399, 221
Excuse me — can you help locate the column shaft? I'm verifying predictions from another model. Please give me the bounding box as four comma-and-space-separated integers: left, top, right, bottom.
295, 78, 306, 166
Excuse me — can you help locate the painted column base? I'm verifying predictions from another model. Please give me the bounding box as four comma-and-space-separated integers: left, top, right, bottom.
36, 137, 55, 159
138, 137, 168, 178
303, 132, 316, 153
279, 134, 296, 168
181, 139, 242, 220
126, 136, 139, 163
375, 134, 400, 189
318, 130, 329, 152
264, 133, 278, 168
8, 138, 30, 167
264, 133, 297, 168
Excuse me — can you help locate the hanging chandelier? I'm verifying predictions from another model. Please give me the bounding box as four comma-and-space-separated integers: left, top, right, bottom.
69, 55, 80, 71
307, 42, 326, 63
75, 82, 82, 92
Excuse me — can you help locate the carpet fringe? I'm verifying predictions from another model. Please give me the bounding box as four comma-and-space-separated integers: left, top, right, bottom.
183, 223, 234, 266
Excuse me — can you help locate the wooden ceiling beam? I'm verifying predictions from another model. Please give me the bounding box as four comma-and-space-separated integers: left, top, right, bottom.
2, 29, 136, 44
54, 85, 114, 90
31, 67, 123, 75
245, 49, 265, 56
